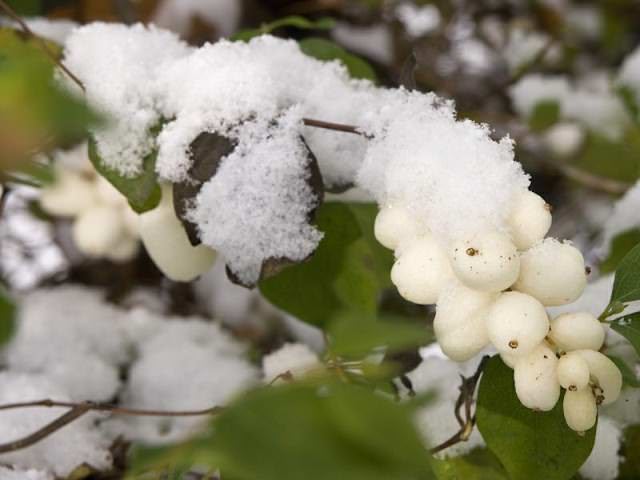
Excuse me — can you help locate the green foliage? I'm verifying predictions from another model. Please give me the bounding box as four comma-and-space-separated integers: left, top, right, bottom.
260, 202, 393, 328
432, 448, 508, 480
232, 16, 335, 42
5, 0, 41, 15
299, 37, 377, 82
0, 28, 99, 170
572, 129, 640, 183
609, 355, 640, 388
528, 100, 560, 132
619, 425, 640, 479
0, 286, 16, 346
476, 356, 595, 480
600, 228, 640, 274
610, 313, 640, 357
609, 241, 640, 305
88, 136, 162, 214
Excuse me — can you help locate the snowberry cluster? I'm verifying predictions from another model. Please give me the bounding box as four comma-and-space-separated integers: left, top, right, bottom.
374, 189, 622, 432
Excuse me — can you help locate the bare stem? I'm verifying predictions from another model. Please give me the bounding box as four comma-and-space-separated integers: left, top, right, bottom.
429, 355, 489, 455
302, 118, 366, 137
0, 0, 86, 91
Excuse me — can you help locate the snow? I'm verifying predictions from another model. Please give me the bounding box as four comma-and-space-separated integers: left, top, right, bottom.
579, 416, 622, 480
510, 74, 630, 140
396, 3, 441, 38
262, 343, 320, 381
357, 89, 529, 242
1, 17, 77, 44
619, 45, 640, 103
0, 466, 53, 480
63, 23, 192, 176
331, 23, 393, 65
153, 0, 241, 38
503, 28, 550, 72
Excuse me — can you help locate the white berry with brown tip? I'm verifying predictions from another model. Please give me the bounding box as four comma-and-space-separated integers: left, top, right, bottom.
391, 235, 453, 305
434, 280, 496, 361
563, 387, 597, 432
549, 312, 605, 352
506, 190, 552, 250
486, 291, 549, 357
513, 238, 587, 306
514, 342, 560, 411
450, 231, 520, 292
557, 352, 590, 392
575, 350, 622, 406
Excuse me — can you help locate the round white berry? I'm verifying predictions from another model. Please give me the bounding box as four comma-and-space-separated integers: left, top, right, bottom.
544, 122, 585, 158
95, 176, 127, 207
374, 204, 423, 250
106, 234, 139, 263
513, 239, 587, 306
575, 350, 622, 406
557, 352, 590, 392
549, 312, 605, 352
139, 186, 217, 282
72, 205, 126, 257
514, 343, 560, 411
40, 169, 98, 217
450, 231, 520, 292
500, 352, 518, 369
506, 190, 552, 250
391, 235, 453, 305
434, 280, 496, 361
563, 387, 597, 432
486, 291, 549, 357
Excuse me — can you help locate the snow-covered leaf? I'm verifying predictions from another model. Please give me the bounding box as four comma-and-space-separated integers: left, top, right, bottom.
260, 202, 393, 328
476, 356, 595, 480
299, 37, 377, 82
88, 135, 161, 214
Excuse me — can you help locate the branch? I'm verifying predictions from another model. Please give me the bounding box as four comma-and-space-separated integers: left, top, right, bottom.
0, 399, 224, 417
302, 118, 366, 137
0, 404, 91, 454
0, 0, 86, 91
429, 355, 489, 455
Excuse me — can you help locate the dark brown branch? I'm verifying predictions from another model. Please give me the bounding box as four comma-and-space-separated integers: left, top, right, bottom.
0, 404, 91, 454
302, 118, 366, 137
0, 0, 86, 91
429, 355, 489, 455
0, 399, 224, 417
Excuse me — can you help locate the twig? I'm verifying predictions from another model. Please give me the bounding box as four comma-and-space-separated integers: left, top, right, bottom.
0, 404, 91, 454
429, 355, 489, 455
0, 399, 224, 417
302, 118, 366, 137
0, 0, 85, 91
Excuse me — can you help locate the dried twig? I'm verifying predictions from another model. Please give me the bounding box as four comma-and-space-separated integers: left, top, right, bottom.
429, 355, 489, 455
0, 0, 86, 91
302, 118, 366, 137
0, 399, 224, 454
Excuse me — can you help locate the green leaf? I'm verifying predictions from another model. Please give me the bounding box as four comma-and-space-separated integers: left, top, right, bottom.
572, 129, 640, 183
232, 16, 335, 42
299, 37, 377, 82
5, 0, 41, 15
600, 229, 640, 274
617, 85, 640, 125
260, 202, 394, 328
88, 136, 161, 214
0, 286, 16, 346
329, 311, 431, 357
610, 313, 640, 357
432, 448, 508, 480
619, 424, 640, 479
476, 356, 595, 480
528, 100, 560, 132
610, 242, 640, 306
211, 382, 434, 480
609, 355, 640, 387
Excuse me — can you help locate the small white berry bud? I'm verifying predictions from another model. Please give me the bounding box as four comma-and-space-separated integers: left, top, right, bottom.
563, 387, 597, 432
549, 312, 605, 352
374, 204, 424, 250
574, 350, 622, 406
506, 190, 552, 250
514, 343, 561, 411
557, 351, 590, 391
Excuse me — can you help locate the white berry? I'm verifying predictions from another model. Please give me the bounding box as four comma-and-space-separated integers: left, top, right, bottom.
513, 239, 587, 306
434, 280, 496, 361
40, 169, 98, 217
514, 343, 560, 411
575, 350, 622, 406
563, 387, 597, 432
374, 204, 424, 250
450, 231, 520, 292
549, 312, 605, 352
486, 291, 549, 357
557, 352, 590, 392
391, 235, 453, 305
506, 190, 552, 250
106, 234, 139, 262
73, 205, 126, 257
139, 186, 217, 282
